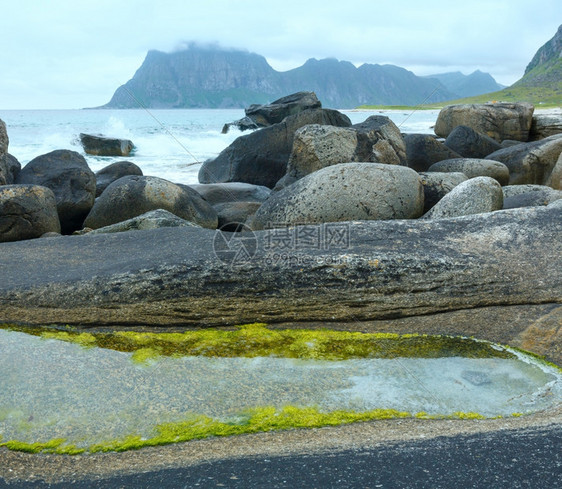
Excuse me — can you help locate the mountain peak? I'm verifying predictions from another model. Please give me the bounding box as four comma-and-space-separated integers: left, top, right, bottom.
102, 45, 501, 109
515, 24, 562, 90
524, 24, 562, 75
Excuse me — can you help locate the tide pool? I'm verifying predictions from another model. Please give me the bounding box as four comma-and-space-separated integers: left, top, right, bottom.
0, 325, 559, 454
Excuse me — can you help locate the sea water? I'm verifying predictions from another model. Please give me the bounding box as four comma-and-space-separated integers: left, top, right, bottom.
0, 108, 439, 185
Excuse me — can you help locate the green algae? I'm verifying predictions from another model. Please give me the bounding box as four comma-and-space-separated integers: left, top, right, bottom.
40, 331, 96, 348
450, 412, 486, 420
88, 406, 413, 453
0, 323, 516, 363
130, 346, 163, 364
1, 323, 559, 456
0, 438, 66, 454
0, 405, 514, 455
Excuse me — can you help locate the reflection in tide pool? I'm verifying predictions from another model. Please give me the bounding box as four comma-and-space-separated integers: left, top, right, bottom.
0, 328, 560, 452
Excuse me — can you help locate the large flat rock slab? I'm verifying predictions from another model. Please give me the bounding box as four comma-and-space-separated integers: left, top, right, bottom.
0, 205, 560, 362
1, 206, 559, 318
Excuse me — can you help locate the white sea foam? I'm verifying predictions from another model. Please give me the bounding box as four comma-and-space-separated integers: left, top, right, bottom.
0, 108, 440, 185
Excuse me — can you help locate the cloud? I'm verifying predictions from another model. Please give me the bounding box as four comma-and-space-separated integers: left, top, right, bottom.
0, 0, 560, 108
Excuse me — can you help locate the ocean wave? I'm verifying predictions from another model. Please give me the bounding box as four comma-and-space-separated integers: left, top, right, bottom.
1, 108, 438, 185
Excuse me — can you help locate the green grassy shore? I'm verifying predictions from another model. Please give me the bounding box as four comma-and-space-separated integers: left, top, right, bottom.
358, 85, 561, 110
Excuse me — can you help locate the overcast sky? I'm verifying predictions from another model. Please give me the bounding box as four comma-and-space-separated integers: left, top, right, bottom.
1, 0, 560, 109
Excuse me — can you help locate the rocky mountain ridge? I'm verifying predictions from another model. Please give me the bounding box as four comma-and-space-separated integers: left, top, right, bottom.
102, 45, 503, 109
515, 24, 562, 89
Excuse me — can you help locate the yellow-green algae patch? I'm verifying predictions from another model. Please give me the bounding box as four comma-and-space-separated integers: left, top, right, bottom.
1, 323, 517, 363
1, 406, 504, 455
40, 330, 97, 348
0, 438, 85, 455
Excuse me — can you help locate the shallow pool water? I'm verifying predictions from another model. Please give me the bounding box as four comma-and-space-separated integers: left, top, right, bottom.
0, 327, 560, 452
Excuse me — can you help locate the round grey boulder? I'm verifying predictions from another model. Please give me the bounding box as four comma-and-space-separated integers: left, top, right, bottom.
418, 172, 468, 213
245, 91, 322, 127
285, 124, 358, 180
5, 155, 21, 183
0, 185, 61, 242
250, 163, 424, 230
352, 115, 407, 166
16, 150, 96, 233
80, 133, 134, 157
529, 114, 562, 141
198, 108, 352, 189
188, 182, 271, 205
485, 134, 562, 186
404, 134, 461, 172
423, 176, 503, 219
85, 209, 200, 235
84, 175, 218, 230
434, 103, 534, 142
215, 201, 262, 231
502, 185, 562, 209
444, 125, 502, 158
427, 158, 510, 185
275, 118, 406, 191
502, 184, 558, 198
1, 154, 21, 186
95, 161, 143, 197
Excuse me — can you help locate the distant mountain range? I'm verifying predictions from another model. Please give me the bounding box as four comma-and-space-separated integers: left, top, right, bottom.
102, 45, 504, 109
423, 71, 505, 98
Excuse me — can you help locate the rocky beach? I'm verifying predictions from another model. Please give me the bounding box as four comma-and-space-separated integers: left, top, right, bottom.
1, 92, 561, 486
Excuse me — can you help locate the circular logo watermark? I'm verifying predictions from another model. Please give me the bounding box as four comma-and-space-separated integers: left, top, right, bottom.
212, 222, 258, 266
